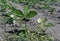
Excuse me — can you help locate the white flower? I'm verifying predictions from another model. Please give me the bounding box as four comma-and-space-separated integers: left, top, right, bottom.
37, 18, 43, 23
10, 15, 14, 17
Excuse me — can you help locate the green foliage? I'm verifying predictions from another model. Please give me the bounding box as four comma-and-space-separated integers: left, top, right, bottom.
5, 17, 13, 24
0, 0, 55, 41
7, 18, 54, 41
2, 13, 13, 24
19, 32, 25, 38
44, 23, 54, 27
11, 5, 37, 21
26, 11, 37, 18
24, 5, 29, 16
0, 0, 6, 3
0, 0, 37, 24
12, 7, 24, 18
42, 4, 50, 9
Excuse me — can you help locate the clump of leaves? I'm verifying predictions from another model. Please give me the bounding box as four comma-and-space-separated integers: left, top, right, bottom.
7, 18, 54, 41
1, 14, 13, 24
12, 5, 37, 21
1, 0, 55, 41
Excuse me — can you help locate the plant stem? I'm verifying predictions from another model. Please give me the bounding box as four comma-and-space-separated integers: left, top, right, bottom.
25, 21, 26, 28
20, 19, 21, 29
25, 21, 27, 36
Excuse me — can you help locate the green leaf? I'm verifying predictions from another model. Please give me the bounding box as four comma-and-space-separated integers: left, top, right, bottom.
26, 11, 37, 18
42, 4, 50, 9
50, 8, 55, 12
12, 7, 24, 18
19, 32, 25, 38
0, 0, 6, 3
24, 5, 29, 16
14, 0, 20, 3
5, 17, 13, 24
44, 23, 54, 27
